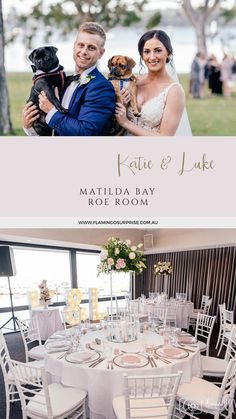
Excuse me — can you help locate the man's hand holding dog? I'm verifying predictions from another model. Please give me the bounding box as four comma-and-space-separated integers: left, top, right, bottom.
22, 102, 40, 129
39, 91, 54, 114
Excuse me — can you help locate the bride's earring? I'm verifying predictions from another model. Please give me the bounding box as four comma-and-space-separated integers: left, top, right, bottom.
139, 58, 145, 74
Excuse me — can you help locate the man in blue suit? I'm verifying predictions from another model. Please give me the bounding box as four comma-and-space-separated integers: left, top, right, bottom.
23, 22, 116, 136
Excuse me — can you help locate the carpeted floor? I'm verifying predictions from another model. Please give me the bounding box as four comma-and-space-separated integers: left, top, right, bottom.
0, 326, 236, 419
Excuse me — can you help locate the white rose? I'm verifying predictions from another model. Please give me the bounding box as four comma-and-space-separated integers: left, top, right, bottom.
131, 246, 137, 251
129, 252, 136, 260
115, 248, 120, 255
137, 243, 143, 248
126, 240, 131, 245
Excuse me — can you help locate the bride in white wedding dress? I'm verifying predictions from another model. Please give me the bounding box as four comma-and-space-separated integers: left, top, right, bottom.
116, 29, 191, 136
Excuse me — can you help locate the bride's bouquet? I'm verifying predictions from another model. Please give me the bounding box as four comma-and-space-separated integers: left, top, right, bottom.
154, 261, 172, 276
98, 237, 146, 275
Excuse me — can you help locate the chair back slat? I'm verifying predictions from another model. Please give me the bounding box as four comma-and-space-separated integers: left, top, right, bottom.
16, 318, 42, 362
61, 308, 81, 328
195, 313, 216, 352
10, 359, 53, 418
218, 359, 236, 413
201, 295, 210, 311
124, 372, 182, 419
225, 325, 236, 361
202, 298, 212, 315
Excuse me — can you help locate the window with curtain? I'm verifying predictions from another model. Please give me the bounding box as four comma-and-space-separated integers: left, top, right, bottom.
142, 246, 236, 321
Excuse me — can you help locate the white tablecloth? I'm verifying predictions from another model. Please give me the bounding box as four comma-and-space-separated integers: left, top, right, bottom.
44, 328, 202, 419
31, 307, 63, 340
139, 301, 194, 329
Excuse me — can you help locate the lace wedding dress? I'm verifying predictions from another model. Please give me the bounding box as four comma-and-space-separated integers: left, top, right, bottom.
127, 82, 192, 136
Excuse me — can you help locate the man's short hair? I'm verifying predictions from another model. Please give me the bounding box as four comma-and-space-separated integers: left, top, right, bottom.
79, 22, 106, 46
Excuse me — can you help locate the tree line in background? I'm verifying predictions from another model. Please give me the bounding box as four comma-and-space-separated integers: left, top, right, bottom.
1, 0, 236, 134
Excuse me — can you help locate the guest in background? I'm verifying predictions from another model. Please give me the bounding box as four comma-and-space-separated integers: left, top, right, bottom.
190, 52, 206, 98
220, 53, 233, 98
208, 54, 222, 95
190, 52, 201, 98
231, 57, 236, 84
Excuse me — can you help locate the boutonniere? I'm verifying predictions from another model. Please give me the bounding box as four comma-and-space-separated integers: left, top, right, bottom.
79, 74, 96, 86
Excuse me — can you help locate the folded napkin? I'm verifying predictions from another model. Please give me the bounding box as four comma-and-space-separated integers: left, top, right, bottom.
158, 347, 184, 359
67, 351, 94, 363
121, 354, 141, 366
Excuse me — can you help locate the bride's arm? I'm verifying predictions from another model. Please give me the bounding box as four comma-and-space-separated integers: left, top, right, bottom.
115, 84, 185, 136
158, 85, 185, 135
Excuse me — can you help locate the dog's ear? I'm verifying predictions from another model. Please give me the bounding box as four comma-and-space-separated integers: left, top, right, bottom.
28, 49, 37, 63
47, 46, 58, 55
126, 57, 136, 69
108, 56, 114, 69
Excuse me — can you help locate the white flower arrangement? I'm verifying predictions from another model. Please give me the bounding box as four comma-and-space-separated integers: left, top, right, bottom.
38, 279, 51, 304
98, 237, 146, 275
154, 261, 172, 276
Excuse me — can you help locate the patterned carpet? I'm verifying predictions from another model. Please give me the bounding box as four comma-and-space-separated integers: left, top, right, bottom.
0, 326, 236, 419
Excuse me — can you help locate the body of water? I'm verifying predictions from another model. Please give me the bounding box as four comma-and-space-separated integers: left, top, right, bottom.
5, 25, 236, 75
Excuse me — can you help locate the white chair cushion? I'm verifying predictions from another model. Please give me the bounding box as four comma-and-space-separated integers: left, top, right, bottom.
198, 340, 207, 353
29, 345, 46, 360
8, 359, 44, 382
193, 309, 203, 314
27, 383, 86, 418
189, 313, 198, 319
201, 355, 228, 376
177, 376, 223, 412
113, 395, 168, 419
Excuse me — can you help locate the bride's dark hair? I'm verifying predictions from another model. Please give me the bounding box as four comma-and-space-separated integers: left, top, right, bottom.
138, 30, 173, 70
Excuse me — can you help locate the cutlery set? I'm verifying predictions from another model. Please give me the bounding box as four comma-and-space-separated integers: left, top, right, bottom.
107, 360, 114, 369
89, 357, 105, 368
148, 355, 157, 367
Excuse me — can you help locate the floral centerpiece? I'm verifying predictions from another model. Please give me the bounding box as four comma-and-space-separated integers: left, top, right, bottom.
154, 261, 172, 276
39, 279, 51, 306
98, 237, 146, 274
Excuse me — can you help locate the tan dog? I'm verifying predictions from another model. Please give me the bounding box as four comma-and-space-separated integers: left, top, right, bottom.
108, 55, 140, 117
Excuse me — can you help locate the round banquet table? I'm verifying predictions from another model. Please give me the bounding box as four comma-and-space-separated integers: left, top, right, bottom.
44, 327, 202, 419
30, 307, 63, 340
138, 300, 194, 329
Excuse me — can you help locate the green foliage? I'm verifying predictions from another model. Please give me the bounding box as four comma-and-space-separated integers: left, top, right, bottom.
5, 73, 236, 136
10, 0, 148, 49
98, 237, 146, 275
146, 11, 162, 29
220, 7, 236, 23
122, 11, 141, 27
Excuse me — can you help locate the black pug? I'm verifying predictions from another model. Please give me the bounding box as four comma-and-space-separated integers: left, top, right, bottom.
27, 46, 67, 136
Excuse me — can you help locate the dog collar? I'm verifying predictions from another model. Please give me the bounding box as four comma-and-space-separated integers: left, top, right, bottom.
32, 65, 66, 90
109, 77, 132, 81
109, 77, 133, 90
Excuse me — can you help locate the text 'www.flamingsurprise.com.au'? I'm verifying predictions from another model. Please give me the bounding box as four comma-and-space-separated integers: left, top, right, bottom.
77, 220, 159, 226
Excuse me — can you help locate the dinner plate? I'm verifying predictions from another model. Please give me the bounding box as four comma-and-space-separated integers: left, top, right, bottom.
177, 336, 198, 345
49, 330, 69, 339
155, 346, 188, 359
65, 349, 100, 364
45, 340, 71, 351
113, 353, 149, 368
155, 326, 181, 335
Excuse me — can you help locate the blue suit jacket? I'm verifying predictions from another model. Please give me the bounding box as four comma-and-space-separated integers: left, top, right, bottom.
47, 67, 116, 136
